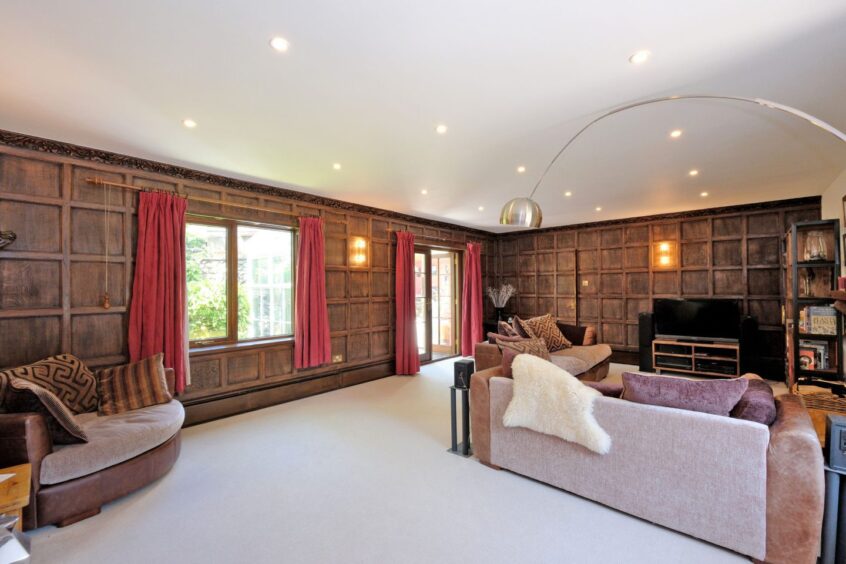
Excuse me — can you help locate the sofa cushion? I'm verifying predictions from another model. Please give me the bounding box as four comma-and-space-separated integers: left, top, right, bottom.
584, 379, 624, 397
96, 354, 173, 416
497, 337, 550, 377
40, 399, 185, 485
519, 314, 572, 352
731, 374, 777, 426
549, 354, 589, 375
622, 372, 749, 417
557, 344, 612, 371
2, 376, 88, 444
498, 320, 520, 337
511, 316, 531, 338
0, 354, 98, 414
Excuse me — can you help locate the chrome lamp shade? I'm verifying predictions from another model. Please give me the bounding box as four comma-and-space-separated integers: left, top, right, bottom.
499, 197, 542, 228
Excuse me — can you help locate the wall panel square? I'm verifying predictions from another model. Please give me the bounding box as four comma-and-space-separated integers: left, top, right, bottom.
0, 201, 61, 252
1, 260, 61, 309
0, 155, 61, 198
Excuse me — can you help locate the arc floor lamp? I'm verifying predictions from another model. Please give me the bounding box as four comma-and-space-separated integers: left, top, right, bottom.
499, 95, 846, 229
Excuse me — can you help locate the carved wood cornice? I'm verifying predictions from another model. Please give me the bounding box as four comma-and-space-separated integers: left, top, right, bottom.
496, 196, 821, 239
0, 129, 820, 241
0, 129, 493, 239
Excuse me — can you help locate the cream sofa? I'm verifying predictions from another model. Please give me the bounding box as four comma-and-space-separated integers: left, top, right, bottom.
469, 367, 825, 563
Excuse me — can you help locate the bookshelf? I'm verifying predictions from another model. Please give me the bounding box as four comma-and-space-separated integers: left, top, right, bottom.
784, 220, 843, 393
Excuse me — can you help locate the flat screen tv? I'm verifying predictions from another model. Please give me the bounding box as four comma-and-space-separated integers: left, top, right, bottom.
653, 298, 741, 343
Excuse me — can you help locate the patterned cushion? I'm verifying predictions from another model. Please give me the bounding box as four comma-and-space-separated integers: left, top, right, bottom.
0, 354, 98, 414
520, 314, 572, 352
96, 354, 173, 416
511, 316, 532, 338
497, 320, 520, 337
2, 376, 88, 444
496, 337, 550, 378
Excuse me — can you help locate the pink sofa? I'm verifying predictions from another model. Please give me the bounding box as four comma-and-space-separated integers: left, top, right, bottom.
470, 368, 825, 563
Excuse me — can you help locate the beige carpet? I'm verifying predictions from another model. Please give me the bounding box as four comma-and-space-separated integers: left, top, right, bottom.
30, 361, 744, 564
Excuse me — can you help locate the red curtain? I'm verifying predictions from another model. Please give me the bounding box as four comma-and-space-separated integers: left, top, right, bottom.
395, 232, 419, 375
461, 241, 484, 356
294, 217, 331, 369
128, 192, 188, 394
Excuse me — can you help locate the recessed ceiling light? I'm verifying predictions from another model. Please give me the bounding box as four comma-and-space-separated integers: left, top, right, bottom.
478, 206, 484, 211
629, 50, 651, 65
670, 129, 683, 138
595, 206, 602, 212
420, 189, 428, 195
516, 165, 526, 174
270, 36, 289, 52
700, 191, 709, 197
436, 124, 448, 135
564, 191, 572, 197
332, 163, 342, 170
688, 169, 699, 177
182, 118, 197, 129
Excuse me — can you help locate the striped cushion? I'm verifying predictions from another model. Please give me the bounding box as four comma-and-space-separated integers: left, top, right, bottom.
3, 376, 88, 444
96, 354, 173, 416
0, 354, 98, 414
497, 321, 520, 337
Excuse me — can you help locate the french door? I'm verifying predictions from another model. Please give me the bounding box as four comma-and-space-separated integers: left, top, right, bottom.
414, 247, 461, 363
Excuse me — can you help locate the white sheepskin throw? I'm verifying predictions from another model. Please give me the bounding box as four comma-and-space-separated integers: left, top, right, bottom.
503, 354, 611, 455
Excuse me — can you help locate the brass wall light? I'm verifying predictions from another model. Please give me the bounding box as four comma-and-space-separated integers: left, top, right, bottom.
351, 237, 368, 266
653, 241, 677, 269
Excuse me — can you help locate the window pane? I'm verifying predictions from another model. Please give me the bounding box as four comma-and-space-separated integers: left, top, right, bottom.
187, 223, 228, 341
237, 225, 293, 339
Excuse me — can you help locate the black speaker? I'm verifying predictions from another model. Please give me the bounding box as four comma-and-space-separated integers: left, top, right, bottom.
738, 315, 759, 374
638, 312, 654, 372
826, 415, 846, 471
454, 359, 474, 389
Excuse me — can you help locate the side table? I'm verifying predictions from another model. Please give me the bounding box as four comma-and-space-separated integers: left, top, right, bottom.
447, 386, 472, 457
0, 464, 31, 532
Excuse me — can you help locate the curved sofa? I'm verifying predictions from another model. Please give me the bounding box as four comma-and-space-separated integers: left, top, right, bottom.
0, 369, 183, 530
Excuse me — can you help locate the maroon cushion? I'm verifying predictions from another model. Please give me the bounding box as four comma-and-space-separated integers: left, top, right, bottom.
582, 379, 623, 398
511, 316, 531, 338
621, 372, 749, 417
731, 377, 777, 425
584, 379, 624, 398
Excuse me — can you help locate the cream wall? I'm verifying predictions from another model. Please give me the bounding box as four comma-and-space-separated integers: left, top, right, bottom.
821, 168, 846, 274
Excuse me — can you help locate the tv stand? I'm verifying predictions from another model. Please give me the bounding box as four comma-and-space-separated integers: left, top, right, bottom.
652, 339, 740, 378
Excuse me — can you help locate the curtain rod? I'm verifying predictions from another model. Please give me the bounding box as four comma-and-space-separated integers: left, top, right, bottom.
86, 177, 298, 217
389, 229, 473, 246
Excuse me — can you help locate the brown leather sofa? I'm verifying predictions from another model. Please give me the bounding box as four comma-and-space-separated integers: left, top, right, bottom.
476, 322, 611, 382
0, 369, 182, 530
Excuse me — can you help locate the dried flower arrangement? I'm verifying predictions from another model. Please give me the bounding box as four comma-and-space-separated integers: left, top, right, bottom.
486, 284, 516, 308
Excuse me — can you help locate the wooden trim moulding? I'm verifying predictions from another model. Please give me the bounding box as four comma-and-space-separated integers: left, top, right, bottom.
0, 129, 492, 238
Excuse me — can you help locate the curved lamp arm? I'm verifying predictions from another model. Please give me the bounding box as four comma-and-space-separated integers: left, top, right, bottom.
503, 95, 846, 227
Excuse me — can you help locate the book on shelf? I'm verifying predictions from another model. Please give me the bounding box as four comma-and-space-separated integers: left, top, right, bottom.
800, 305, 838, 335
799, 339, 831, 370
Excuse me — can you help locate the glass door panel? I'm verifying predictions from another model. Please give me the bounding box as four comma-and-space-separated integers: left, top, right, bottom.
414, 251, 431, 361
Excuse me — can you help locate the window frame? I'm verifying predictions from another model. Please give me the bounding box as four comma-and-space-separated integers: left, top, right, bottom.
187, 214, 296, 349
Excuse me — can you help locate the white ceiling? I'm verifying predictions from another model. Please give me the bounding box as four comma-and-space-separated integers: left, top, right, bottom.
2, 1, 846, 231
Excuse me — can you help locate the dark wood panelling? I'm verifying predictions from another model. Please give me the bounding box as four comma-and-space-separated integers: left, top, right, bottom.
0, 260, 61, 309
496, 199, 819, 372
0, 317, 62, 367
0, 155, 61, 197
0, 201, 61, 252
0, 141, 494, 414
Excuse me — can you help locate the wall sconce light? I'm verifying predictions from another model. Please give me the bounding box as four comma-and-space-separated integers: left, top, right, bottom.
351, 237, 368, 265
653, 241, 677, 269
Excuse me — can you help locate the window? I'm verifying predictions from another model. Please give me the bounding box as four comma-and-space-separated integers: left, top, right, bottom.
187, 218, 294, 345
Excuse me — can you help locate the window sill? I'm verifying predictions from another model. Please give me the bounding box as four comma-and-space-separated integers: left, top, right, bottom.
190, 336, 293, 356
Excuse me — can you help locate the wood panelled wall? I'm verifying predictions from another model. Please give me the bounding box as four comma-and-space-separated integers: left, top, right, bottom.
0, 142, 493, 419
495, 199, 820, 377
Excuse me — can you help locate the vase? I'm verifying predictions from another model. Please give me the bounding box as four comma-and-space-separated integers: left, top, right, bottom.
494, 307, 505, 322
